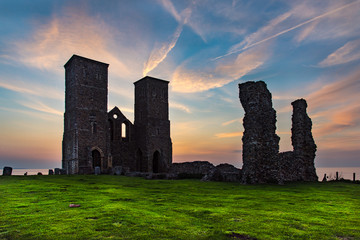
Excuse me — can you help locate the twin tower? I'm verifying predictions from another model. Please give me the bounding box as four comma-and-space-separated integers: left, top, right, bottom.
62, 55, 172, 174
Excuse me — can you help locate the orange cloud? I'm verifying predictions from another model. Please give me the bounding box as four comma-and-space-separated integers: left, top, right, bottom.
13, 8, 131, 78
307, 69, 360, 113
171, 44, 269, 93
215, 131, 243, 138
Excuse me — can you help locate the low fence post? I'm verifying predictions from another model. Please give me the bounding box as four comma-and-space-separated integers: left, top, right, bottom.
336, 171, 339, 181
354, 173, 356, 182
322, 173, 327, 182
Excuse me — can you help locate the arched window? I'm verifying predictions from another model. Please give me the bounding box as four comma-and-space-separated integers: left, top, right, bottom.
121, 123, 126, 138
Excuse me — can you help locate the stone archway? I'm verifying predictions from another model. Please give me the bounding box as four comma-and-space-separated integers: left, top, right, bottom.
92, 149, 101, 169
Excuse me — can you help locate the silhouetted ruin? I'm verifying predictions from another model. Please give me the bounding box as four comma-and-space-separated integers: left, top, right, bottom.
239, 81, 317, 184
62, 55, 172, 174
61, 55, 316, 183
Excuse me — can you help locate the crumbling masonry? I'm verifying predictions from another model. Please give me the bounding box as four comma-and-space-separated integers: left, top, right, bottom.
239, 81, 317, 184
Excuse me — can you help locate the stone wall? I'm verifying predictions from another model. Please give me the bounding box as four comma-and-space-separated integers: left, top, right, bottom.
239, 81, 280, 184
239, 81, 317, 184
169, 161, 215, 178
290, 99, 317, 181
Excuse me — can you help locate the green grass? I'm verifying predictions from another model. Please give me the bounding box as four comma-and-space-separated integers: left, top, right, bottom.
0, 175, 359, 240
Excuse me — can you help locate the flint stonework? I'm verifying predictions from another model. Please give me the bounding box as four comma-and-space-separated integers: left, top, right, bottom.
239, 81, 280, 184
239, 81, 317, 184
291, 99, 317, 181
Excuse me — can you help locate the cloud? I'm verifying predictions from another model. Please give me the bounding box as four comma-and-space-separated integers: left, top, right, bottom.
170, 102, 191, 113
18, 99, 62, 116
143, 1, 193, 76
158, 0, 181, 22
143, 24, 184, 76
307, 69, 360, 112
319, 39, 360, 67
215, 131, 243, 138
0, 78, 63, 100
215, 1, 360, 60
313, 104, 360, 137
11, 7, 132, 78
222, 118, 242, 126
171, 44, 269, 93
306, 69, 360, 153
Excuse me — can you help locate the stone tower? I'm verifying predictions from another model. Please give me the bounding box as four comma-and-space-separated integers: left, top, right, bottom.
134, 76, 172, 173
62, 55, 109, 174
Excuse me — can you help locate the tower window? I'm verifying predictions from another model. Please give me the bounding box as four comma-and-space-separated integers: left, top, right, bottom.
113, 113, 118, 119
122, 123, 126, 138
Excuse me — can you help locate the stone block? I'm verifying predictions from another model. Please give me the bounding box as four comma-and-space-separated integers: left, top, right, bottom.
2, 166, 12, 176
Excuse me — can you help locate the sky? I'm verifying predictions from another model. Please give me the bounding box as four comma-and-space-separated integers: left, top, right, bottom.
0, 0, 359, 169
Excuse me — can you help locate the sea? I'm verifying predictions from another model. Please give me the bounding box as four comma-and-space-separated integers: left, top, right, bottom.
1, 167, 360, 181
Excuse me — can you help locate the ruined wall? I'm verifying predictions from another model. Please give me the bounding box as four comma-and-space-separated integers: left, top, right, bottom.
290, 99, 317, 181
239, 81, 317, 183
108, 107, 136, 171
239, 81, 280, 184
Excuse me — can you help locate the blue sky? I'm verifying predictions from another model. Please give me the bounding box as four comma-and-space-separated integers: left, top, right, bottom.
0, 0, 359, 169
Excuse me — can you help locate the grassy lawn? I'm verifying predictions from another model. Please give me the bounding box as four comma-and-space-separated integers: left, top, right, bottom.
0, 175, 359, 240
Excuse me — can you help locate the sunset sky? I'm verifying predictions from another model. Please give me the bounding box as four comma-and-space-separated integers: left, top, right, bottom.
0, 0, 359, 169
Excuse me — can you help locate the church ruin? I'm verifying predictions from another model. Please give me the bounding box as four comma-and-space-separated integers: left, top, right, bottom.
61, 54, 316, 183
62, 55, 172, 174
239, 81, 317, 184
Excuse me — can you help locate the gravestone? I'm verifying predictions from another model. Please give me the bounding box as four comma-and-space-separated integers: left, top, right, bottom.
95, 166, 101, 175
3, 166, 12, 176
54, 168, 60, 175
49, 169, 54, 175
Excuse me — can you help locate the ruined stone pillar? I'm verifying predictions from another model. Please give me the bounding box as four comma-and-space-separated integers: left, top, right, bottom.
291, 99, 318, 181
239, 81, 280, 183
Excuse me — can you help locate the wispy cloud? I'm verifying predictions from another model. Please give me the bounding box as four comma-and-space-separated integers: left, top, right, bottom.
215, 131, 243, 138
319, 39, 360, 67
143, 1, 192, 76
222, 118, 242, 126
215, 1, 360, 60
170, 102, 191, 113
0, 78, 63, 100
18, 100, 63, 116
307, 68, 360, 112
143, 24, 184, 76
171, 43, 269, 93
11, 7, 131, 78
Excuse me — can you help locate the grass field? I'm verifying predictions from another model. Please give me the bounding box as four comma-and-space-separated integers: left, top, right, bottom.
0, 175, 359, 240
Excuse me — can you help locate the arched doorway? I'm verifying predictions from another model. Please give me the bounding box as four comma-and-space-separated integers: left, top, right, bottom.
136, 149, 143, 172
92, 149, 101, 169
153, 151, 160, 173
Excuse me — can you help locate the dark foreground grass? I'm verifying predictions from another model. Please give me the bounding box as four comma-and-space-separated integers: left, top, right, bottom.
0, 176, 359, 240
